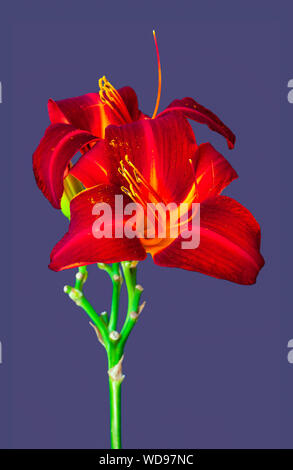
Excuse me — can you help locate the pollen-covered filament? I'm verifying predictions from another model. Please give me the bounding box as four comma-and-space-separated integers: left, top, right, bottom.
118, 155, 168, 242
118, 155, 162, 208
98, 76, 132, 124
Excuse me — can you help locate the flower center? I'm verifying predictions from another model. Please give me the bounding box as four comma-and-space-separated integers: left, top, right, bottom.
117, 155, 198, 255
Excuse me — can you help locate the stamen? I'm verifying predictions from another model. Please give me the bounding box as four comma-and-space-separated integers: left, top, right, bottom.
121, 155, 193, 237
121, 186, 135, 200
98, 76, 132, 124
170, 182, 198, 230
119, 156, 157, 216
119, 154, 198, 238
188, 158, 199, 198
151, 30, 162, 119
118, 160, 141, 196
125, 155, 162, 203
118, 152, 199, 243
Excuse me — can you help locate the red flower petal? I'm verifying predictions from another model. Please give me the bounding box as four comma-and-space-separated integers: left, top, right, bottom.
49, 184, 147, 271
157, 97, 236, 149
103, 112, 198, 204
69, 112, 198, 203
70, 140, 115, 188
48, 87, 142, 138
33, 123, 98, 208
194, 143, 238, 201
153, 196, 264, 285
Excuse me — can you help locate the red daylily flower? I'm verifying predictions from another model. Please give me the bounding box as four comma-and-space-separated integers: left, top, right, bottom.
33, 34, 264, 285
33, 77, 235, 210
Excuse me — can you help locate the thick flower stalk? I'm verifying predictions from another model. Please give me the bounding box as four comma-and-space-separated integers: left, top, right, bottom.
32, 31, 264, 448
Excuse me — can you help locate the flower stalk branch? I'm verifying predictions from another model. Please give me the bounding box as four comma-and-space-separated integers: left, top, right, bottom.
63, 261, 145, 449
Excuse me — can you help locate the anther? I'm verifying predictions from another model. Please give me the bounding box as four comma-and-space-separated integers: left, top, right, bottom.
98, 76, 132, 124
121, 186, 134, 200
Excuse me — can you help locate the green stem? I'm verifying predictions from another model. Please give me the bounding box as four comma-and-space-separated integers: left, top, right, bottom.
64, 284, 109, 346
79, 296, 109, 343
108, 376, 122, 449
119, 262, 143, 351
100, 311, 109, 326
121, 262, 136, 309
75, 265, 88, 290
107, 337, 124, 449
108, 263, 122, 332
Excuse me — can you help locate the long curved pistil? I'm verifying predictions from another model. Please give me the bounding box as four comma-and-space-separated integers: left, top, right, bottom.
151, 30, 162, 119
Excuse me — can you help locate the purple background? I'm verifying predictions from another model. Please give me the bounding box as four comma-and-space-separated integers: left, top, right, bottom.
0, 0, 292, 449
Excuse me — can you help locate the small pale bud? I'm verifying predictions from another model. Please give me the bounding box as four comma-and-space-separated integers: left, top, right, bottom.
135, 284, 144, 292
75, 272, 83, 281
68, 288, 83, 306
129, 311, 139, 321
97, 263, 106, 269
109, 330, 120, 341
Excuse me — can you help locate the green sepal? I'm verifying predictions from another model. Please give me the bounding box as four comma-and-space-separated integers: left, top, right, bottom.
60, 191, 71, 220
